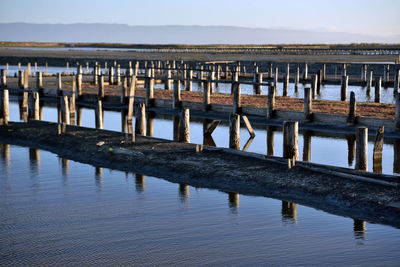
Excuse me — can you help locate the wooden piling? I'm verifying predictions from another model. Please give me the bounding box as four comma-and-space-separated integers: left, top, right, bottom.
187, 69, 193, 91
254, 73, 262, 95
267, 85, 275, 119
36, 72, 43, 95
98, 74, 104, 99
127, 76, 136, 123
317, 70, 322, 93
394, 69, 400, 95
274, 67, 278, 92
135, 103, 146, 136
173, 80, 181, 108
304, 87, 313, 121
120, 76, 127, 104
269, 62, 273, 79
341, 75, 348, 101
178, 108, 190, 143
95, 99, 103, 129
355, 127, 368, 171
375, 77, 381, 103
60, 95, 70, 125
1, 69, 6, 87
232, 81, 241, 114
322, 64, 326, 81
145, 69, 154, 106
2, 88, 9, 125
283, 121, 299, 161
93, 64, 98, 85
311, 74, 317, 100
109, 66, 115, 85
70, 79, 76, 123
229, 113, 240, 150
203, 81, 211, 111
165, 65, 172, 90
373, 126, 384, 173
18, 70, 23, 88
28, 91, 40, 120
57, 73, 62, 95
294, 67, 299, 92
116, 64, 121, 85
303, 63, 308, 80
283, 72, 289, 96
347, 91, 356, 124
366, 71, 373, 97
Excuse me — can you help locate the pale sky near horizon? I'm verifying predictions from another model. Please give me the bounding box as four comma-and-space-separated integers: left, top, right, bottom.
1, 0, 399, 36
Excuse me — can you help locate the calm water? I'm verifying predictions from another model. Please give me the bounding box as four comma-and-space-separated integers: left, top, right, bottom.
7, 101, 399, 175
1, 144, 400, 266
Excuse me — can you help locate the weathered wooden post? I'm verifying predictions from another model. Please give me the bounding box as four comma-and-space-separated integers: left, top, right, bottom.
341, 75, 348, 101
93, 64, 98, 85
273, 67, 279, 92
294, 67, 299, 92
375, 77, 381, 103
267, 85, 275, 119
27, 62, 31, 77
362, 64, 367, 83
283, 121, 299, 161
304, 87, 312, 121
98, 74, 104, 99
342, 64, 347, 76
229, 113, 240, 150
2, 88, 9, 124
311, 74, 317, 100
366, 70, 373, 97
165, 64, 172, 90
28, 91, 40, 120
70, 79, 76, 124
181, 64, 187, 89
173, 80, 181, 108
135, 103, 146, 136
57, 72, 62, 94
303, 63, 308, 80
394, 69, 400, 95
317, 70, 322, 94
347, 91, 356, 124
66, 62, 69, 75
203, 81, 211, 111
127, 76, 136, 123
146, 68, 154, 106
269, 62, 273, 79
120, 76, 127, 104
109, 66, 115, 85
322, 64, 326, 81
355, 127, 368, 171
232, 81, 241, 114
187, 69, 193, 91
254, 73, 263, 95
95, 98, 103, 129
116, 64, 121, 85
60, 95, 70, 125
134, 61, 139, 76
178, 108, 190, 143
373, 126, 384, 173
36, 72, 43, 95
18, 70, 24, 88
86, 62, 89, 74
383, 65, 390, 84
283, 71, 289, 96
210, 70, 216, 93
1, 69, 6, 88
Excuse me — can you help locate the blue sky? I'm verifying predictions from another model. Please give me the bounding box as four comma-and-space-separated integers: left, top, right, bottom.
1, 0, 399, 36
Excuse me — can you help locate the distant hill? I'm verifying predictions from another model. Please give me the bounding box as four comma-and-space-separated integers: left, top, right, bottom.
1, 23, 399, 44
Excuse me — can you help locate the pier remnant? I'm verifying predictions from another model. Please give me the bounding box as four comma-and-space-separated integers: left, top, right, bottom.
355, 127, 368, 171
283, 121, 299, 161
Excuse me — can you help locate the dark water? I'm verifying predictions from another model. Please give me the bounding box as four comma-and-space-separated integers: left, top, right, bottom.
1, 144, 400, 266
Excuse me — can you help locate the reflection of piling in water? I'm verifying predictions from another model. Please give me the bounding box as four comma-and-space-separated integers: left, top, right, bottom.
121, 110, 127, 133
373, 126, 384, 173
394, 139, 400, 174
135, 174, 145, 192
302, 131, 312, 161
228, 192, 239, 209
281, 201, 297, 222
29, 148, 40, 172
61, 158, 69, 177
95, 167, 103, 185
353, 219, 366, 240
346, 135, 356, 166
77, 106, 82, 126
179, 184, 190, 202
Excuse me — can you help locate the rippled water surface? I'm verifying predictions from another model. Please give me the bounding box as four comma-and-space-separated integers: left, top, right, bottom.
1, 144, 400, 266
